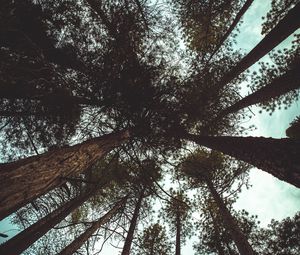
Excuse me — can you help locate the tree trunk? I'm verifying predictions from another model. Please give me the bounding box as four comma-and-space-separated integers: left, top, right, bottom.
121, 189, 145, 255
0, 188, 99, 255
206, 179, 255, 255
0, 130, 130, 220
216, 62, 300, 120
58, 195, 128, 255
175, 208, 181, 255
208, 208, 225, 255
182, 133, 300, 188
207, 0, 254, 63
218, 2, 300, 88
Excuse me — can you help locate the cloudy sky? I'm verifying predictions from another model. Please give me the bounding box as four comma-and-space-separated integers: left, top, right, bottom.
1, 0, 300, 254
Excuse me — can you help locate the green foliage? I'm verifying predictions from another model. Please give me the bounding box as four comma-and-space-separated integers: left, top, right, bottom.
250, 34, 300, 114
133, 223, 172, 255
172, 0, 243, 56
261, 0, 300, 35
257, 212, 300, 255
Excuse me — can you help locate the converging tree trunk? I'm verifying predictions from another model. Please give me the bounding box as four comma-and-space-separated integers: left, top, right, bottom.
182, 133, 300, 188
216, 62, 300, 120
175, 207, 181, 255
208, 208, 225, 255
58, 195, 128, 255
0, 130, 130, 220
205, 178, 255, 255
218, 2, 300, 88
207, 0, 254, 63
121, 188, 145, 255
0, 188, 99, 255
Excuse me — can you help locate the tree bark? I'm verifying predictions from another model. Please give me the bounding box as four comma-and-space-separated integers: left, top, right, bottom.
0, 188, 98, 255
207, 0, 254, 63
58, 195, 128, 255
218, 2, 300, 88
175, 208, 181, 255
0, 130, 130, 220
216, 62, 300, 120
206, 179, 255, 255
182, 133, 300, 188
121, 189, 145, 255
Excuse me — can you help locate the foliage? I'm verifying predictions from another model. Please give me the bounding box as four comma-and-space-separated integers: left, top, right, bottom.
286, 115, 300, 138
133, 223, 172, 255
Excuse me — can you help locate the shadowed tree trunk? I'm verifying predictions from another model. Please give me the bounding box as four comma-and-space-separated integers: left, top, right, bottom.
175, 207, 181, 255
215, 61, 300, 120
218, 2, 300, 88
182, 133, 300, 188
121, 188, 145, 255
59, 195, 128, 255
205, 178, 255, 255
0, 187, 100, 255
207, 0, 254, 63
208, 207, 225, 255
0, 130, 130, 220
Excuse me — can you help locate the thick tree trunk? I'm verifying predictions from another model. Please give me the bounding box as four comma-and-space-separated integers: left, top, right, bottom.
206, 179, 255, 255
58, 195, 128, 255
218, 2, 300, 88
0, 130, 130, 220
183, 133, 300, 188
216, 62, 300, 120
175, 209, 181, 255
0, 188, 98, 255
121, 189, 145, 255
207, 0, 254, 63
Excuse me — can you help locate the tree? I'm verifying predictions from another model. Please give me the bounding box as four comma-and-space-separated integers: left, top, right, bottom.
161, 191, 192, 255
59, 195, 128, 255
0, 187, 97, 254
215, 58, 300, 120
182, 132, 300, 188
217, 2, 300, 88
286, 116, 300, 138
180, 149, 254, 254
133, 223, 172, 255
258, 212, 300, 255
207, 0, 254, 63
0, 130, 130, 220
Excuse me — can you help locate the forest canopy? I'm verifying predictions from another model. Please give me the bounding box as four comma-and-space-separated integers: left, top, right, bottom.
0, 0, 300, 254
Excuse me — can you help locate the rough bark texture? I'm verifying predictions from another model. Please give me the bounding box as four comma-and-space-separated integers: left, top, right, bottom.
0, 188, 97, 255
218, 2, 300, 88
207, 0, 254, 63
0, 130, 130, 220
217, 62, 300, 119
183, 134, 300, 188
121, 189, 145, 255
59, 196, 128, 255
206, 179, 255, 255
175, 209, 181, 255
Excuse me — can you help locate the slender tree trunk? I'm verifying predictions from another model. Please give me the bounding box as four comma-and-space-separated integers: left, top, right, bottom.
207, 0, 254, 63
216, 62, 300, 120
0, 130, 130, 220
206, 179, 254, 255
121, 189, 145, 255
58, 195, 128, 255
218, 2, 300, 88
0, 188, 99, 255
182, 133, 300, 188
175, 208, 181, 255
208, 208, 225, 255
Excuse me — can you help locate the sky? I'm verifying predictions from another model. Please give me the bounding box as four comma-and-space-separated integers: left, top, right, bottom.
1, 0, 300, 254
